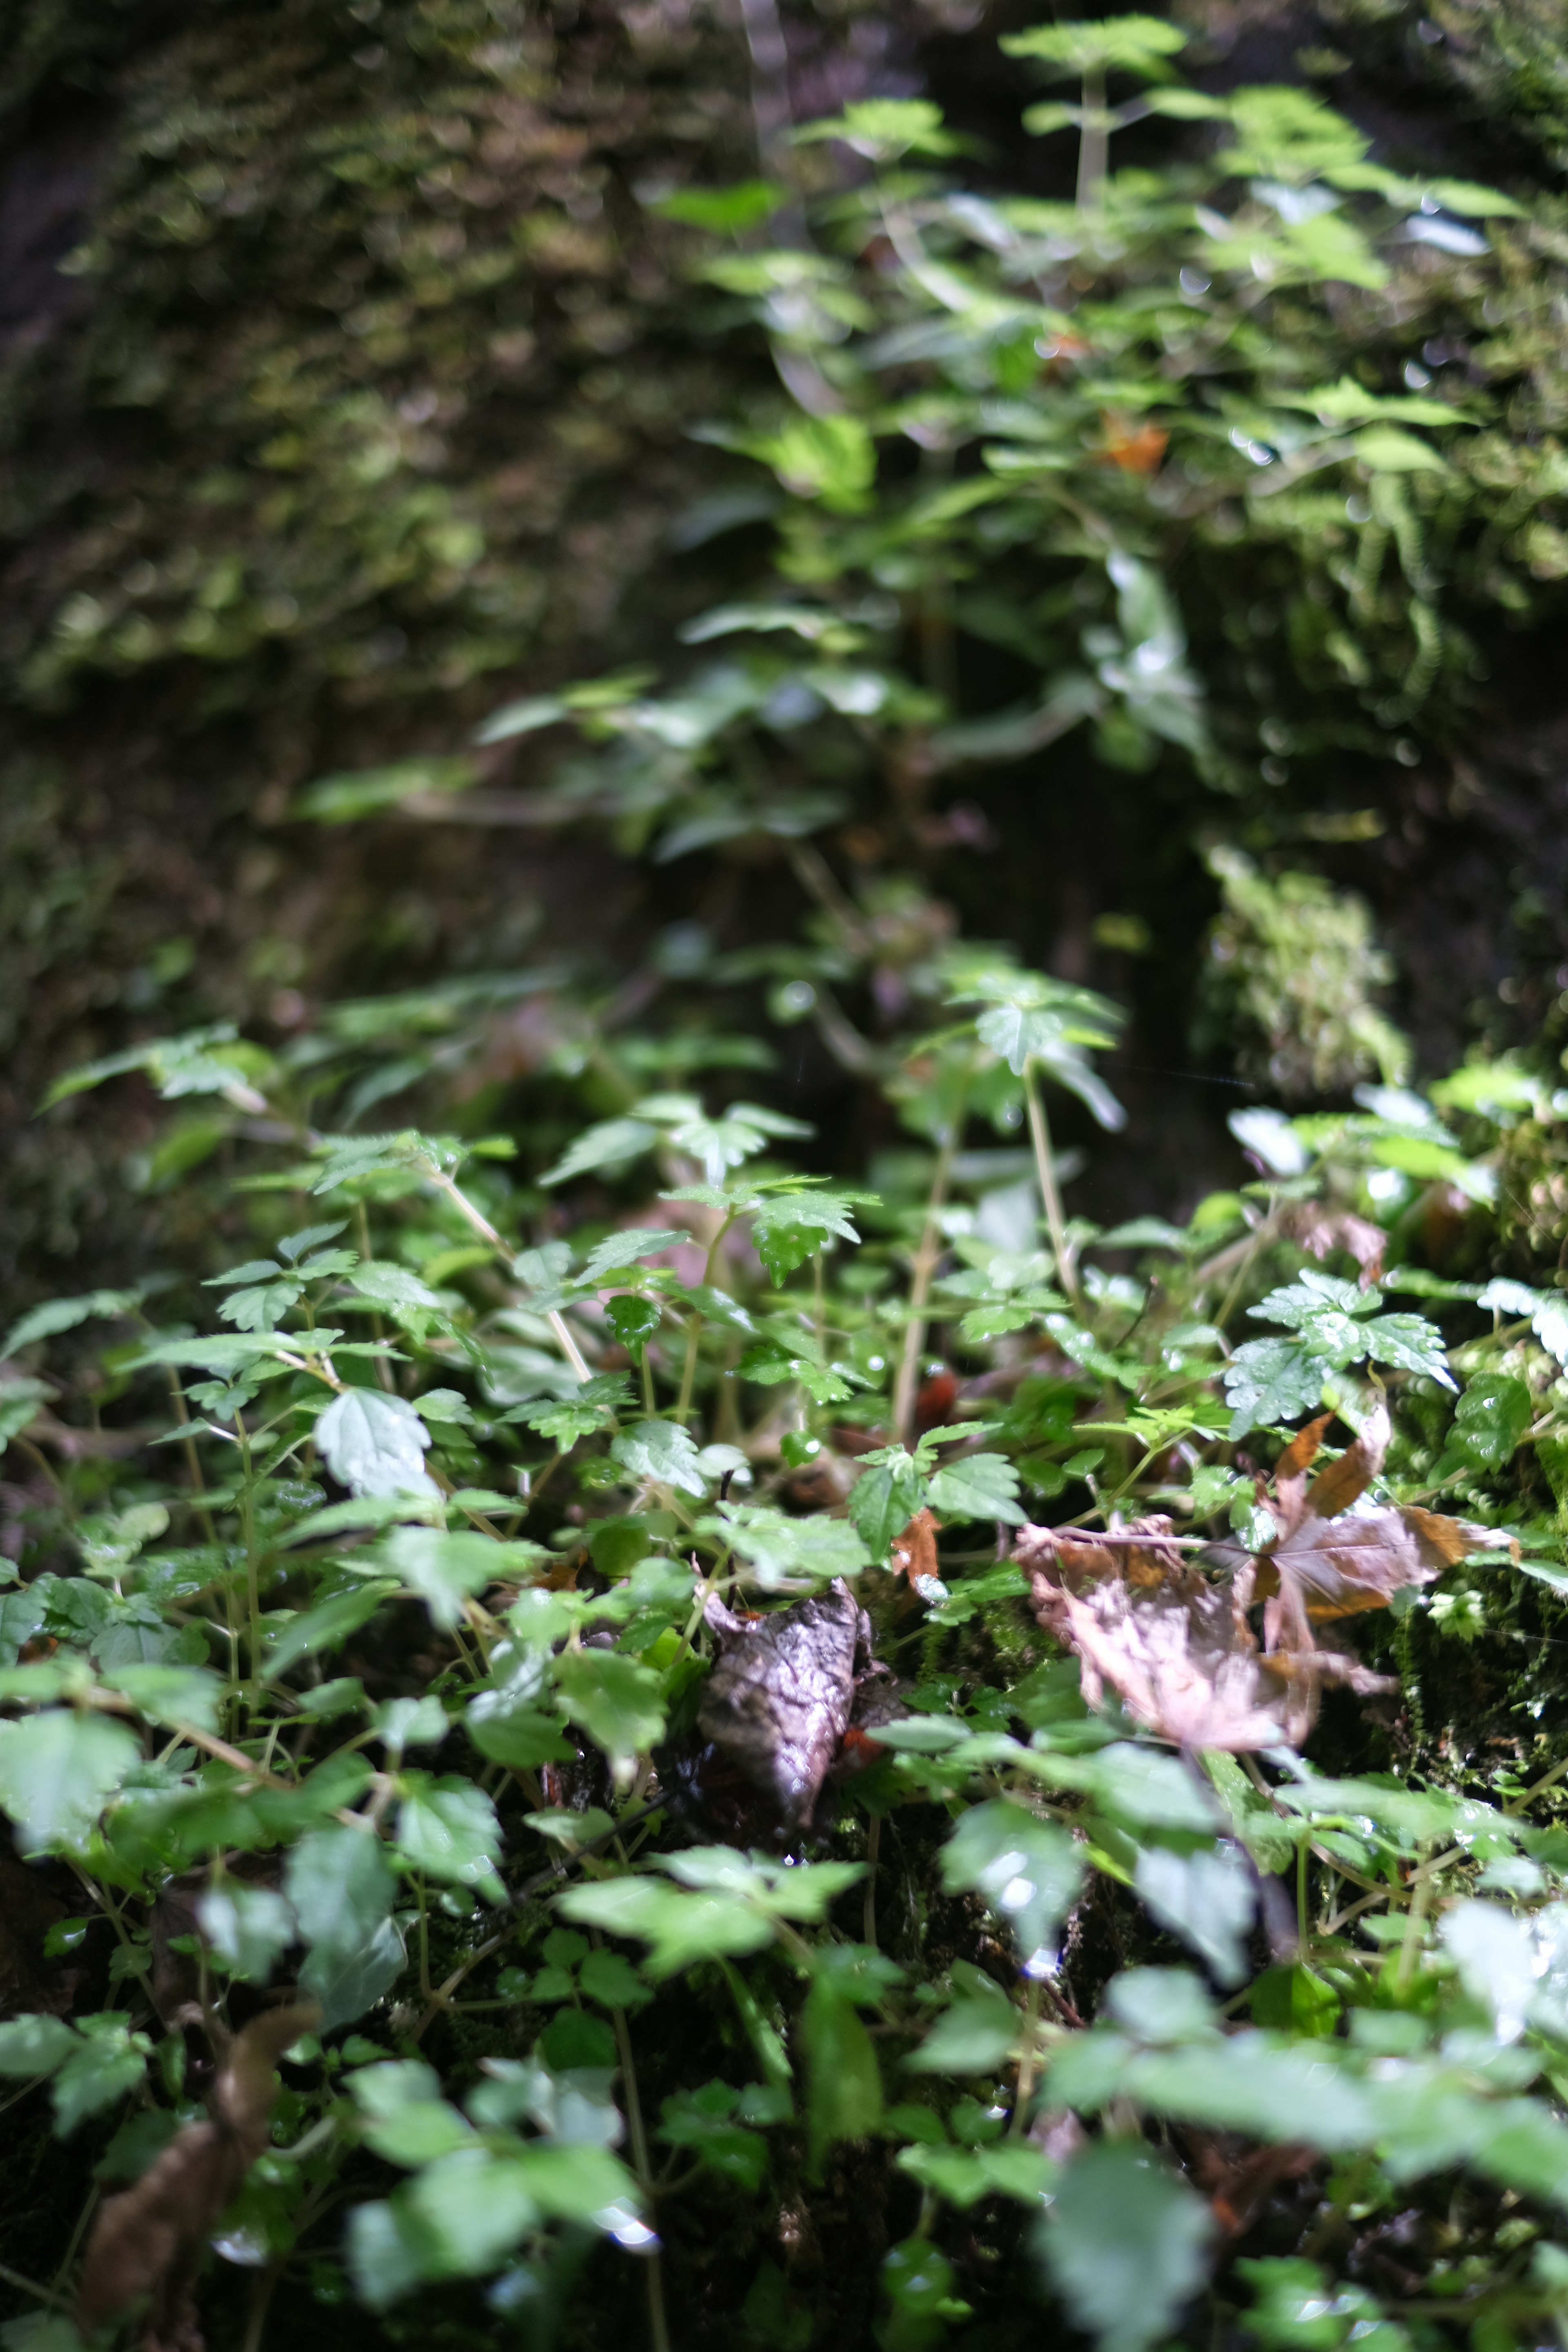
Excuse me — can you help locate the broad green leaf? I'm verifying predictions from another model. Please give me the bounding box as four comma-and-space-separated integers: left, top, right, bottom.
1133, 1844, 1254, 1988
0, 1710, 140, 1854
197, 1884, 297, 1982
316, 1388, 436, 1499
540, 1118, 660, 1188
263, 1580, 401, 1678
0, 2014, 79, 2078
1039, 2142, 1214, 2352
1452, 1373, 1532, 1470
287, 1823, 404, 2031
558, 1876, 775, 1977
582, 1228, 688, 1279
1223, 1339, 1327, 1439
2, 1290, 140, 1359
847, 1457, 928, 1561
370, 1526, 512, 1628
940, 1800, 1083, 1964
800, 1977, 882, 2173
898, 2139, 1054, 2208
1000, 15, 1187, 76
927, 1451, 1025, 1526
464, 1690, 575, 1770
749, 1190, 873, 1284
553, 1650, 667, 1765
906, 1965, 1018, 2076
105, 1664, 223, 1733
390, 2145, 541, 2279
295, 756, 478, 822
610, 1418, 707, 1496
712, 1503, 871, 1588
51, 2016, 151, 2136
395, 1775, 506, 1901
1030, 1742, 1221, 1834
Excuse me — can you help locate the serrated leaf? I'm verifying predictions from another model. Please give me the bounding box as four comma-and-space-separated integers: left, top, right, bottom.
51, 2016, 151, 2136
848, 1458, 929, 1561
197, 1885, 297, 1982
1134, 1844, 1255, 1988
1040, 2142, 1214, 2352
553, 1650, 667, 1765
610, 1418, 707, 1495
940, 1800, 1083, 1965
316, 1388, 436, 1499
540, 1118, 660, 1188
395, 1775, 506, 1901
711, 1503, 871, 1589
558, 1877, 775, 1977
927, 1451, 1025, 1526
0, 1710, 141, 1854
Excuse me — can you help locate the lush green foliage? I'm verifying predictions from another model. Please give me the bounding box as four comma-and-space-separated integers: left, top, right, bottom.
10, 22, 1568, 2352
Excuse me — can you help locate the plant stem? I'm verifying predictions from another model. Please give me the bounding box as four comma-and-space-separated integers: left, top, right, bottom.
425, 1164, 590, 1381
892, 1123, 958, 1442
1009, 1973, 1045, 2134
607, 1996, 672, 2352
863, 1814, 881, 1948
1077, 66, 1107, 210
1023, 1062, 1081, 1314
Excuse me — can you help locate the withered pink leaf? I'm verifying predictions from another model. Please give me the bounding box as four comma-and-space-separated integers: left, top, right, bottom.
1276, 1199, 1386, 1287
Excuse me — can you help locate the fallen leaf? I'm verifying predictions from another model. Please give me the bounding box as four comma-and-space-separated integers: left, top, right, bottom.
1276, 1200, 1386, 1287
76, 2000, 319, 2350
889, 1508, 946, 1603
1098, 414, 1169, 473
697, 1579, 872, 1830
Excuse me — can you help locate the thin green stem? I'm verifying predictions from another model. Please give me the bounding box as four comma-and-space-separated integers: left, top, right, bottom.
1023, 1062, 1081, 1315
891, 1119, 960, 1442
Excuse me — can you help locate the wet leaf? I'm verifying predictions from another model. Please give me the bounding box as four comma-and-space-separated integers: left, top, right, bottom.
1038, 2141, 1214, 2352
316, 1388, 437, 1499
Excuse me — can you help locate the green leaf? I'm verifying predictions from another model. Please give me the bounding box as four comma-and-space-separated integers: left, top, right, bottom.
606, 1295, 662, 1357
1133, 1845, 1255, 1988
464, 1690, 575, 1770
898, 2139, 1054, 2208
1223, 1339, 1328, 1439
652, 179, 787, 232
197, 1884, 297, 1982
927, 1452, 1025, 1526
847, 1457, 929, 1561
1030, 1742, 1221, 1834
1453, 1373, 1532, 1469
287, 1824, 404, 2031
1039, 2142, 1214, 2352
711, 1503, 872, 1588
295, 757, 478, 822
558, 1876, 774, 1977
658, 2083, 771, 2191
370, 1526, 512, 1629
1, 1290, 140, 1359
540, 1118, 660, 1188
610, 1418, 708, 1496
800, 1978, 882, 2174
749, 1190, 874, 1284
940, 1801, 1083, 1965
1000, 14, 1187, 77
316, 1388, 436, 1499
263, 1580, 401, 1678
553, 1650, 668, 1765
582, 1228, 688, 1279
105, 1664, 224, 1733
395, 1775, 506, 1902
0, 2014, 79, 2078
906, 1965, 1018, 2076
51, 2016, 151, 2136
0, 1710, 141, 1854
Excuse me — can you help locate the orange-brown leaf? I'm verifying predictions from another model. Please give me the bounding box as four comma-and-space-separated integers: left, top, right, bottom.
1303, 1401, 1390, 1523
889, 1508, 942, 1595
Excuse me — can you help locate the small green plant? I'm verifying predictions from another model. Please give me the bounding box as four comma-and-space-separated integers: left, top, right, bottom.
7, 22, 1568, 2352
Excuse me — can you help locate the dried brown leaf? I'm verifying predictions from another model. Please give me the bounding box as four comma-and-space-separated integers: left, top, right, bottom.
76, 2000, 319, 2350
1302, 1402, 1390, 1523
697, 1579, 868, 1829
1276, 1200, 1386, 1287
889, 1507, 943, 1597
